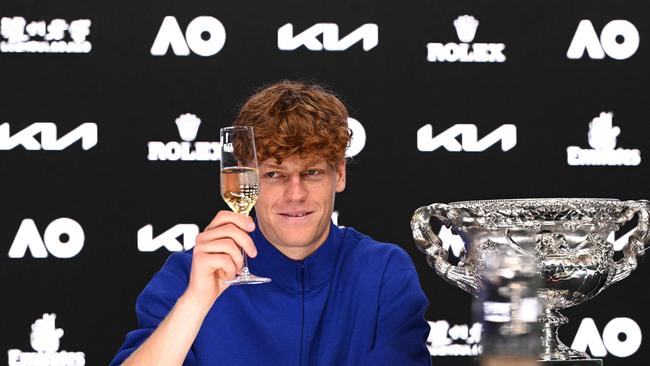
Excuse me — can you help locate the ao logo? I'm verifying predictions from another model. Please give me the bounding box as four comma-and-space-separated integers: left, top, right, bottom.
346, 117, 365, 157
417, 124, 517, 152
151, 16, 226, 56
567, 20, 639, 60
138, 224, 199, 252
8, 218, 84, 258
571, 317, 642, 358
278, 23, 378, 51
0, 122, 97, 150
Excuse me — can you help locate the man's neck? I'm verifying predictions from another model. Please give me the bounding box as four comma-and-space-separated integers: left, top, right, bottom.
270, 226, 331, 261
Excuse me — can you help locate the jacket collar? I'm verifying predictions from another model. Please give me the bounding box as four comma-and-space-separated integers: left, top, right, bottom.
248, 220, 343, 292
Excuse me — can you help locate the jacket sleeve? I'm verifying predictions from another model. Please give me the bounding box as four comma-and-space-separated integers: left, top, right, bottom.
364, 250, 432, 366
109, 252, 197, 366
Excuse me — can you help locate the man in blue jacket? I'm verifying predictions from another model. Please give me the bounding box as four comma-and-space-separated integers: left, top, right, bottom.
111, 80, 431, 366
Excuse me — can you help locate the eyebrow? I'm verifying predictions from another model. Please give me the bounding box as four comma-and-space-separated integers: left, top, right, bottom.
261, 161, 328, 170
261, 163, 285, 170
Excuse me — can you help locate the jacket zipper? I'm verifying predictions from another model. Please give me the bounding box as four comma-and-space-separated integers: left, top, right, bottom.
298, 261, 305, 366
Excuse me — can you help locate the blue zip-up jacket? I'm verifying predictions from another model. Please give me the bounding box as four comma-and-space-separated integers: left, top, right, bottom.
110, 222, 431, 366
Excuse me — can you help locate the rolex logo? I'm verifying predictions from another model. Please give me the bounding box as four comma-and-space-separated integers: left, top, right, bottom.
148, 113, 220, 161
427, 15, 505, 63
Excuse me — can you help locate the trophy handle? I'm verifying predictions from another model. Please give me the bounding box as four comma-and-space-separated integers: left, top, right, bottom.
411, 204, 479, 296
610, 200, 650, 284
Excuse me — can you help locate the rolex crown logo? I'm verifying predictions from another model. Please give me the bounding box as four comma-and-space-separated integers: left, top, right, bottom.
175, 113, 202, 142
453, 15, 479, 43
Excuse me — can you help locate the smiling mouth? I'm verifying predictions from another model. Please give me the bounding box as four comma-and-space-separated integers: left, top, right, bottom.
279, 211, 313, 218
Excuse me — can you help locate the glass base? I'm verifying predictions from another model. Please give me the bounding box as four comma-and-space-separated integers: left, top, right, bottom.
540, 360, 603, 366
224, 273, 272, 285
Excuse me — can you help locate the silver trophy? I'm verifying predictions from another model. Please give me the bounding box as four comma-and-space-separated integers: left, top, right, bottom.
411, 198, 650, 364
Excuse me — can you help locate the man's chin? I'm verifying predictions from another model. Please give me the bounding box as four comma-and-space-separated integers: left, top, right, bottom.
273, 225, 319, 244
275, 227, 314, 241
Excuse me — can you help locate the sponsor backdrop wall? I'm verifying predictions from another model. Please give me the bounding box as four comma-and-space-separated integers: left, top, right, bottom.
2, 0, 649, 364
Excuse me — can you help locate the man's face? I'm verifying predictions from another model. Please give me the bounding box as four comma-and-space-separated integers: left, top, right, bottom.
254, 155, 346, 259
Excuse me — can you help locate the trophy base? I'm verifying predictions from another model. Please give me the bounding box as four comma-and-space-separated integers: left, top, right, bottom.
540, 360, 603, 366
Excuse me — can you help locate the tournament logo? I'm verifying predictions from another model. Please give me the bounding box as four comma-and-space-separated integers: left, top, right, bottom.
571, 317, 642, 358
151, 16, 226, 56
7, 314, 85, 366
567, 20, 639, 60
8, 218, 85, 259
566, 112, 640, 166
427, 15, 505, 63
0, 17, 91, 53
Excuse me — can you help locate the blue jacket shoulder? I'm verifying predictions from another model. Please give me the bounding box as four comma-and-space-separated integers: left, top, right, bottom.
338, 226, 418, 278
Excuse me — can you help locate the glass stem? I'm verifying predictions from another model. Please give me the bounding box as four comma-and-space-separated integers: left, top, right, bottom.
242, 250, 250, 275
241, 211, 251, 276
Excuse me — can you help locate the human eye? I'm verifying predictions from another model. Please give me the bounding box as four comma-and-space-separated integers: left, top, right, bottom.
264, 171, 281, 178
303, 169, 324, 177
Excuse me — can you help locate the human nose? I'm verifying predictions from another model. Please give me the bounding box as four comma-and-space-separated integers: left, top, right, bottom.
284, 174, 308, 202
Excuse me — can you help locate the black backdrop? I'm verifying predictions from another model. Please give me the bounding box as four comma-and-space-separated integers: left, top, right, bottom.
2, 0, 649, 365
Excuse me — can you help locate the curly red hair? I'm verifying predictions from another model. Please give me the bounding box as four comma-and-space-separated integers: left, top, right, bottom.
234, 80, 351, 165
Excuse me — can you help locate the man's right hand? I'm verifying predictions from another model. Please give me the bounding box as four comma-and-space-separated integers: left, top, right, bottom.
121, 211, 257, 366
184, 210, 258, 308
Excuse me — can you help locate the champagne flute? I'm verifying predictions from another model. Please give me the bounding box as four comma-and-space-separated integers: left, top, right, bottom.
220, 126, 271, 285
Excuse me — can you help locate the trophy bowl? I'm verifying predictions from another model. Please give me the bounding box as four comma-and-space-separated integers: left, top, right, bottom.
411, 198, 650, 364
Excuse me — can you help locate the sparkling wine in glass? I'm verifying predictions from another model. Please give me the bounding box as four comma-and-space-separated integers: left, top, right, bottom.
220, 126, 271, 285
